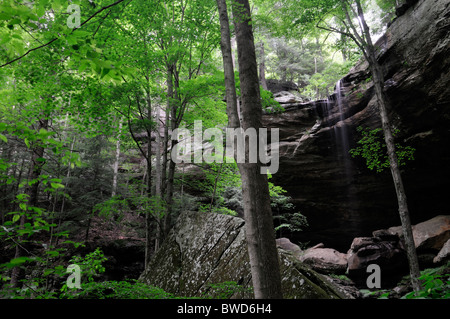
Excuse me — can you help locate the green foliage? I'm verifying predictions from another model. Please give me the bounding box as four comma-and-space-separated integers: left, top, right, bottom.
274, 212, 309, 234
302, 60, 355, 99
266, 174, 308, 235
59, 279, 252, 299
193, 161, 242, 212
0, 210, 80, 299
363, 263, 450, 299
261, 87, 284, 113
60, 280, 175, 299
200, 204, 238, 217
203, 281, 253, 299
67, 247, 107, 284
349, 126, 415, 173
403, 263, 450, 299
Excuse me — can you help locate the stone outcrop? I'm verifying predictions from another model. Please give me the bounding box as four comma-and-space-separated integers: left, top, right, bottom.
386, 215, 450, 253
276, 237, 302, 258
381, 215, 450, 266
346, 235, 408, 286
266, 79, 298, 94
299, 245, 348, 275
273, 91, 305, 109
140, 211, 347, 299
434, 239, 450, 264
262, 0, 450, 251
346, 215, 450, 284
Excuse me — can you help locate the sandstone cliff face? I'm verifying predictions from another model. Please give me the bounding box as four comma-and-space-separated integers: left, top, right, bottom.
263, 0, 450, 251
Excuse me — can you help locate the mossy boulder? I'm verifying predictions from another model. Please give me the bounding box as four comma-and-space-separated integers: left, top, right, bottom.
139, 211, 347, 299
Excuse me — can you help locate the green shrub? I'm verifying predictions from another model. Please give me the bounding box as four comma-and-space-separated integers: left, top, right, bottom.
61, 280, 175, 299
403, 263, 450, 299
349, 126, 415, 173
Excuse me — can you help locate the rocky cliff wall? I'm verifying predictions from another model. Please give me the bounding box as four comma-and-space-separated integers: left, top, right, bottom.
263, 0, 450, 251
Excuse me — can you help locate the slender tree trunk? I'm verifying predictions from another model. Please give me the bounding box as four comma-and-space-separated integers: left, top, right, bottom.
162, 63, 178, 239
164, 82, 178, 238
340, 32, 347, 62
369, 56, 421, 292
155, 104, 162, 199
155, 103, 162, 253
111, 119, 122, 198
353, 0, 421, 292
259, 41, 267, 90
55, 136, 76, 247
217, 0, 283, 299
230, 36, 242, 123
161, 65, 172, 237
145, 93, 154, 266
161, 66, 172, 198
210, 160, 225, 212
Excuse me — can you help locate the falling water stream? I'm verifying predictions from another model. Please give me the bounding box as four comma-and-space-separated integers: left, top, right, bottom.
324, 79, 361, 236
334, 80, 353, 180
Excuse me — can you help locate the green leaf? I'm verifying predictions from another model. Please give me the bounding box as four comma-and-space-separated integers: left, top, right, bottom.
9, 18, 21, 25
0, 134, 7, 143
12, 214, 20, 223
46, 250, 60, 257
78, 60, 90, 73
50, 182, 65, 189
3, 256, 34, 268
100, 67, 110, 79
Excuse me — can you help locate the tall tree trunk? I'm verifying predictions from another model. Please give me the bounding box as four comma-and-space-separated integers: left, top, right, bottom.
259, 41, 267, 90
161, 66, 172, 198
353, 0, 421, 292
111, 119, 122, 198
164, 68, 180, 239
145, 93, 153, 267
230, 36, 242, 123
340, 31, 347, 62
161, 65, 172, 236
155, 104, 162, 197
217, 0, 283, 299
155, 102, 163, 253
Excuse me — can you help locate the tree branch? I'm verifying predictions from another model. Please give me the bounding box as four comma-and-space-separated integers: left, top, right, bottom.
0, 0, 128, 68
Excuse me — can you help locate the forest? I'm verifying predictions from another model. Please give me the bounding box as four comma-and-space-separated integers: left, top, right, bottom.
0, 0, 449, 304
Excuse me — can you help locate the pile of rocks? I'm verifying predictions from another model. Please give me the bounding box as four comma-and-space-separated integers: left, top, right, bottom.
278, 215, 450, 291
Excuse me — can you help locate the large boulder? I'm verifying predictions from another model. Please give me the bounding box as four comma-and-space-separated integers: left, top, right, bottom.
386, 215, 450, 252
346, 235, 408, 287
276, 237, 302, 258
273, 91, 305, 109
266, 79, 298, 94
139, 211, 347, 299
384, 215, 450, 266
299, 245, 348, 275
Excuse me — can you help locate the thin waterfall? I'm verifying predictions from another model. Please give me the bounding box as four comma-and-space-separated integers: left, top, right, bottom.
322, 80, 352, 174
321, 79, 360, 232
334, 79, 353, 180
